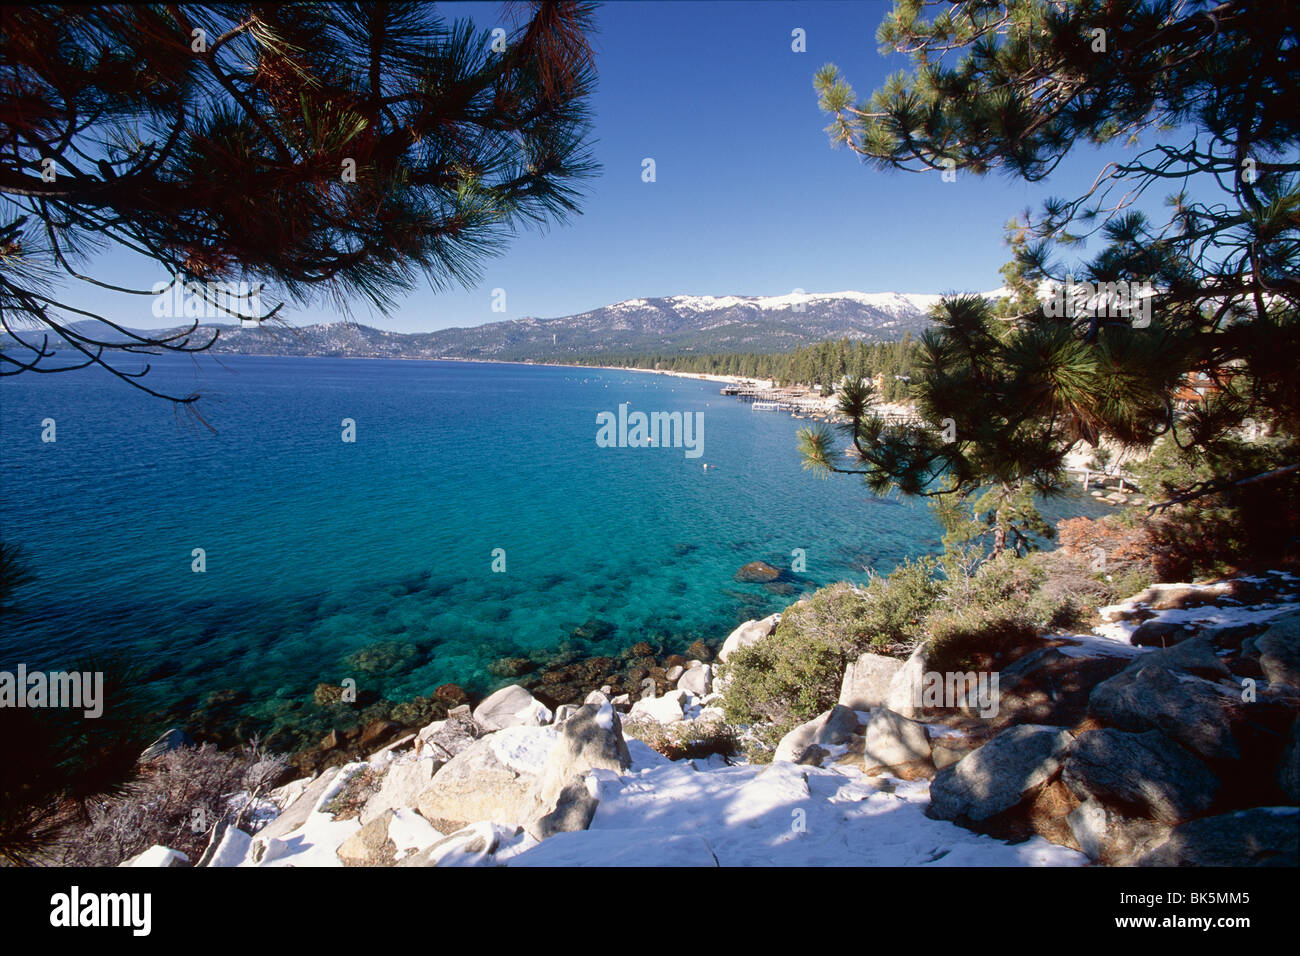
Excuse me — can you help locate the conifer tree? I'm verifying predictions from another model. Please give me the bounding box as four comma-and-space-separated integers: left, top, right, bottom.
0, 2, 598, 403
803, 0, 1299, 544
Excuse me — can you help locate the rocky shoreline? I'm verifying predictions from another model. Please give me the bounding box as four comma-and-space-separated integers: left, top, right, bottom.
282, 629, 727, 780
180, 559, 809, 776
121, 568, 1300, 868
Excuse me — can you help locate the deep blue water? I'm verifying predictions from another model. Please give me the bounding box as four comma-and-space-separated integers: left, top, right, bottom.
0, 355, 1107, 741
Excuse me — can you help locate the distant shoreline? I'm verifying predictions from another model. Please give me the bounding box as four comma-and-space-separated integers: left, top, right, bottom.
209, 350, 787, 390
195, 351, 881, 417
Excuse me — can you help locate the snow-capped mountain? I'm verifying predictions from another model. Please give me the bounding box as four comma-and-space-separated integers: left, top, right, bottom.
13, 289, 1005, 361
411, 289, 1004, 358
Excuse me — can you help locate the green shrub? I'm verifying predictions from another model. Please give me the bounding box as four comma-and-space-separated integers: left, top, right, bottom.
737, 722, 787, 765
1108, 564, 1159, 602
719, 620, 846, 727
942, 547, 1043, 608
1023, 549, 1119, 629
924, 601, 1039, 674
860, 555, 945, 653
1133, 430, 1300, 579
622, 715, 738, 762
719, 561, 942, 729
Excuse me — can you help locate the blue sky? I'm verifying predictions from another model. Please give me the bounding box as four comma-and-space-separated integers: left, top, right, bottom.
60, 1, 1183, 333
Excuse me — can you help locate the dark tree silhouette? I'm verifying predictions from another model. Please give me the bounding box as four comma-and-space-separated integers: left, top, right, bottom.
0, 2, 598, 403
805, 0, 1299, 532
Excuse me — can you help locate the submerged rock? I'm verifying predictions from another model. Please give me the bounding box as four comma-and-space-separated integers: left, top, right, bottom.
734, 561, 782, 583
313, 683, 350, 707
428, 684, 467, 707
489, 657, 539, 678
686, 639, 714, 662
343, 640, 419, 675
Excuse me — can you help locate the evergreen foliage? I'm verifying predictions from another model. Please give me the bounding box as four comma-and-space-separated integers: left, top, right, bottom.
0, 2, 599, 402
806, 0, 1299, 549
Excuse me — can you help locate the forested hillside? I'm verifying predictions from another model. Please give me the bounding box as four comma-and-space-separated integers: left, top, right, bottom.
552, 335, 922, 400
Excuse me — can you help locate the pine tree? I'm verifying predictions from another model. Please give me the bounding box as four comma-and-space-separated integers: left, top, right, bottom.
0, 2, 598, 403
805, 0, 1299, 538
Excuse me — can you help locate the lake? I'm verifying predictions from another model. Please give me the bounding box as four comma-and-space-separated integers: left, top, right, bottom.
0, 355, 1108, 745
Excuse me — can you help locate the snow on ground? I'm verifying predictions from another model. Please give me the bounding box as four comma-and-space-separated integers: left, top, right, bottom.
1095, 587, 1297, 645
389, 807, 441, 860
242, 763, 365, 867
216, 572, 1297, 868
489, 725, 560, 775
224, 729, 1087, 867
1054, 631, 1150, 659
498, 761, 1085, 867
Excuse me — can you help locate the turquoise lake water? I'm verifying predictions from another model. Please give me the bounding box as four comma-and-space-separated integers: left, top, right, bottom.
0, 355, 1108, 741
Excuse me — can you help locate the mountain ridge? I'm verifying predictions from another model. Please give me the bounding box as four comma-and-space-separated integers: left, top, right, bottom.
6, 288, 1006, 362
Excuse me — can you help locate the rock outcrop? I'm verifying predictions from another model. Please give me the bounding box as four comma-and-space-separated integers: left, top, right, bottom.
1087, 664, 1239, 761
415, 727, 556, 833
1062, 729, 1220, 824
928, 725, 1074, 822
717, 614, 780, 663
523, 700, 631, 840
861, 707, 933, 775
839, 652, 903, 711
1256, 610, 1300, 689
472, 684, 553, 731
210, 569, 1299, 871
773, 705, 860, 763
1067, 798, 1172, 865
1135, 807, 1300, 866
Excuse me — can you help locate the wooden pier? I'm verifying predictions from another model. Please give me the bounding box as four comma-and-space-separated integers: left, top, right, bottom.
1066, 466, 1140, 491
721, 383, 826, 411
